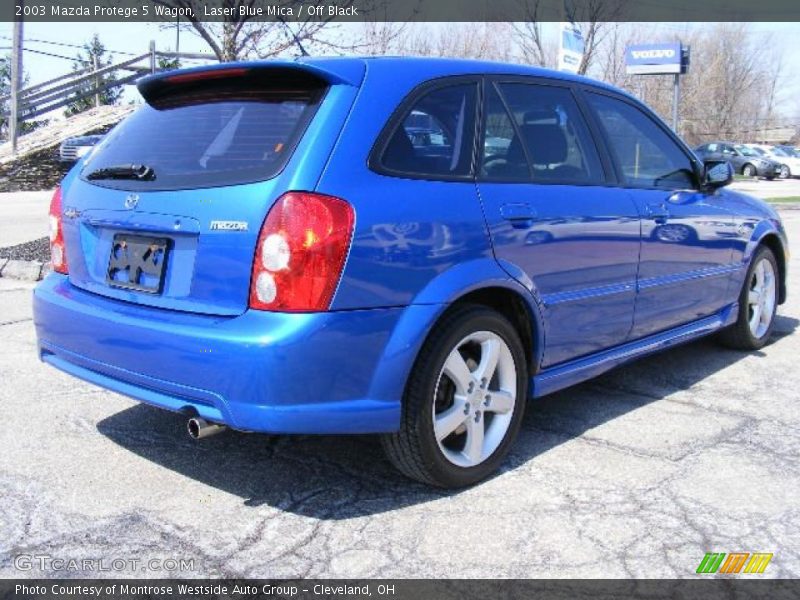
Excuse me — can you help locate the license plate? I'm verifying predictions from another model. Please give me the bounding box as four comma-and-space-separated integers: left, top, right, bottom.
106, 234, 170, 294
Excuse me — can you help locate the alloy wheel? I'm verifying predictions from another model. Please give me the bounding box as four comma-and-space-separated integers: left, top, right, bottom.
748, 258, 777, 339
432, 331, 517, 468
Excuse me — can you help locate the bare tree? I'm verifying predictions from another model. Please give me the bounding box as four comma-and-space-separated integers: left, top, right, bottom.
357, 22, 408, 55
590, 23, 786, 145
512, 1, 555, 67
149, 0, 356, 61
513, 0, 623, 74
567, 0, 625, 75
390, 23, 515, 62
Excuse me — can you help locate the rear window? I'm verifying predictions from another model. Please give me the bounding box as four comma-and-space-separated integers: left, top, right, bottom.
82, 79, 325, 191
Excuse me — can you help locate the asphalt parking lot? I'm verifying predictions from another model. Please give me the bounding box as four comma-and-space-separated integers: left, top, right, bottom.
0, 211, 798, 579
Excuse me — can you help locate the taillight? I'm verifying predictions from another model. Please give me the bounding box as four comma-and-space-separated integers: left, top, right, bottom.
48, 186, 68, 274
249, 192, 355, 312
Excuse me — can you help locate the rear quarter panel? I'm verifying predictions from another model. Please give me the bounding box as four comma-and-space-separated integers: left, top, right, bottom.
317, 65, 494, 310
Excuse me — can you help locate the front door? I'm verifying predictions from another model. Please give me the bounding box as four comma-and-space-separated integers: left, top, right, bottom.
477, 80, 641, 367
584, 91, 737, 339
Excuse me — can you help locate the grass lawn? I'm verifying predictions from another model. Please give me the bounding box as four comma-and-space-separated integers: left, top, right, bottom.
766, 196, 800, 203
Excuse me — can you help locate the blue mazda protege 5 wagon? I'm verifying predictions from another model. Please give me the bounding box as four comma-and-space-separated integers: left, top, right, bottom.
34, 57, 789, 487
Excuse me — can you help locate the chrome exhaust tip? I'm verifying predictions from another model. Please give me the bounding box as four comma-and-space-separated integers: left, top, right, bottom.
187, 417, 226, 440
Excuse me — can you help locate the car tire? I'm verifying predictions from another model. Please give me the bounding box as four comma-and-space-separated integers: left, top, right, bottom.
717, 245, 779, 351
742, 164, 756, 177
381, 304, 528, 488
779, 165, 791, 179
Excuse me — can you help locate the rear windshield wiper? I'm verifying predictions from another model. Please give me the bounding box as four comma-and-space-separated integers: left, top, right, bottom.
85, 163, 156, 181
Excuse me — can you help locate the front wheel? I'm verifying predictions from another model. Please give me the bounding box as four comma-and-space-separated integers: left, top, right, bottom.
779, 164, 791, 179
382, 305, 527, 488
718, 246, 779, 350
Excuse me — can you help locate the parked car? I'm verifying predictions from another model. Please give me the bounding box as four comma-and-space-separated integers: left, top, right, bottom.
745, 143, 800, 179
694, 141, 782, 179
58, 134, 104, 163
34, 58, 789, 488
775, 145, 800, 158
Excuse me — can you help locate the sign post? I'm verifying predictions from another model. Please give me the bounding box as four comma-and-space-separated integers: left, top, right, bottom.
672, 73, 680, 132
625, 43, 690, 133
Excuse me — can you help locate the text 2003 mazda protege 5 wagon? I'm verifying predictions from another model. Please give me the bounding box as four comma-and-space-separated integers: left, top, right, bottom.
34, 58, 789, 487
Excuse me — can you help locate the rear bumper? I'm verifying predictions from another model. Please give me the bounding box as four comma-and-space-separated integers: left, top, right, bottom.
33, 274, 429, 434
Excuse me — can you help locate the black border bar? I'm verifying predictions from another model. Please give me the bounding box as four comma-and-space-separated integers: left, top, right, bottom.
3, 579, 800, 600
4, 0, 800, 23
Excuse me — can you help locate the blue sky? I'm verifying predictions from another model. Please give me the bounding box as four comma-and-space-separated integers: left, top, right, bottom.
2, 21, 799, 118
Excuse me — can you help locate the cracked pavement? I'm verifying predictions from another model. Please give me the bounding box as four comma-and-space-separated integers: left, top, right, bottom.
1, 212, 798, 579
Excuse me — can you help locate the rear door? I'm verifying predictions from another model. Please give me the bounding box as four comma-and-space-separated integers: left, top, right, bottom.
477, 78, 641, 367
60, 65, 359, 316
583, 91, 737, 338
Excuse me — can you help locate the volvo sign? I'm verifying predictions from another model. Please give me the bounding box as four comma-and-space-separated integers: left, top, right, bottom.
624, 42, 690, 132
625, 43, 687, 75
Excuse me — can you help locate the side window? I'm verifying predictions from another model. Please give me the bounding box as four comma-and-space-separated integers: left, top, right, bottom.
482, 82, 603, 183
380, 83, 477, 178
587, 93, 695, 189
706, 143, 718, 152
480, 84, 529, 180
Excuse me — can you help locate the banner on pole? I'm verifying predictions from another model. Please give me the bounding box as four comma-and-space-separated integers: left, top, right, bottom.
558, 22, 584, 74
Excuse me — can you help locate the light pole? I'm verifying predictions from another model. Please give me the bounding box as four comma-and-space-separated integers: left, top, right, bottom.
10, 2, 24, 154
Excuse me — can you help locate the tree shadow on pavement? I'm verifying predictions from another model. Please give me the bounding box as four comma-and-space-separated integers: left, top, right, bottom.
97, 314, 798, 519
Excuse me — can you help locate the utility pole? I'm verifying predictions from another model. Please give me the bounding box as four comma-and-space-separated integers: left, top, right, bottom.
149, 40, 156, 74
93, 54, 100, 108
9, 3, 24, 154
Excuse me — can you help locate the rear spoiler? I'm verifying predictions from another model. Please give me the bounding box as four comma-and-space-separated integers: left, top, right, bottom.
137, 59, 365, 104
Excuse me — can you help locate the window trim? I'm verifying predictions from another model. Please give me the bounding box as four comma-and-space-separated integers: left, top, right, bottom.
367, 75, 481, 182
578, 86, 704, 192
477, 75, 613, 187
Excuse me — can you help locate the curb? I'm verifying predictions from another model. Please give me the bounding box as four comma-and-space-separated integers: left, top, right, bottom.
0, 259, 50, 282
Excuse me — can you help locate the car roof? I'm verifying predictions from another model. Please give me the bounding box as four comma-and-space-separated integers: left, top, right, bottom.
305, 55, 629, 94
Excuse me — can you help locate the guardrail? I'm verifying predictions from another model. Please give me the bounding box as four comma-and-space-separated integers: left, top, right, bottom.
2, 42, 216, 154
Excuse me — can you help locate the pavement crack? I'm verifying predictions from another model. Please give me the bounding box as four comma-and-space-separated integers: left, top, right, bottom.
0, 318, 32, 326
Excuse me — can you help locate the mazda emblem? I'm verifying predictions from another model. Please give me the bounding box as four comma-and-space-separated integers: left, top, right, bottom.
124, 194, 140, 210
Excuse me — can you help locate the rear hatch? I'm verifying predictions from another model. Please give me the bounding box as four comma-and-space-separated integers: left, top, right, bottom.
60, 62, 362, 316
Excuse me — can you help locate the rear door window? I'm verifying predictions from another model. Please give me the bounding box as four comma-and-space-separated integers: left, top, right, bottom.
481, 82, 604, 184
82, 82, 325, 191
377, 82, 478, 179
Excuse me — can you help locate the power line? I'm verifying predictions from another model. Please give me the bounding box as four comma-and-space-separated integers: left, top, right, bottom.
21, 47, 75, 61
0, 35, 140, 56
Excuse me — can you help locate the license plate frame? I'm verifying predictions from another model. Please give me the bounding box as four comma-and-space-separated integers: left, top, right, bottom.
106, 234, 170, 294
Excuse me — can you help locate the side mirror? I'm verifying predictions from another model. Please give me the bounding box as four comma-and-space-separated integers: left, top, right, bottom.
703, 160, 733, 190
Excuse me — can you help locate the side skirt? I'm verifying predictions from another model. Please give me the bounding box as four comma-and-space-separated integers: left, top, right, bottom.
532, 303, 739, 398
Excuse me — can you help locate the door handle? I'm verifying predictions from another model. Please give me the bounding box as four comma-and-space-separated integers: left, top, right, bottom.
500, 203, 537, 229
645, 203, 669, 223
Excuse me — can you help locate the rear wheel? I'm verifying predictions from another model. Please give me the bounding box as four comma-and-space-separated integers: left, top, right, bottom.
718, 246, 779, 350
382, 305, 527, 488
779, 164, 791, 179
742, 163, 756, 177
